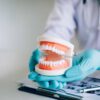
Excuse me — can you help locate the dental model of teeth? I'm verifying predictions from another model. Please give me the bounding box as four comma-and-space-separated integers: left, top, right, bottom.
35, 35, 74, 76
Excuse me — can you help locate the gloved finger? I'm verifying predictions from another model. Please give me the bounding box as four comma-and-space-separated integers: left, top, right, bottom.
36, 75, 67, 82
34, 49, 41, 62
65, 65, 82, 78
49, 80, 59, 89
62, 82, 67, 87
29, 49, 41, 71
65, 63, 97, 82
72, 53, 82, 66
38, 81, 49, 88
65, 74, 86, 82
65, 55, 93, 77
72, 55, 79, 66
38, 81, 67, 90
57, 82, 64, 89
28, 72, 38, 80
48, 81, 67, 89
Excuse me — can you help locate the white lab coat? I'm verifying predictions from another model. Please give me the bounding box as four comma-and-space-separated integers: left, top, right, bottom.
44, 0, 100, 50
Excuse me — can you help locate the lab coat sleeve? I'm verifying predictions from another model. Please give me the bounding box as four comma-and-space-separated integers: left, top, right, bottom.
44, 0, 78, 41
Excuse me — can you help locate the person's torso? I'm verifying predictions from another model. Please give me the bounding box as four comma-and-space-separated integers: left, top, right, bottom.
75, 0, 100, 50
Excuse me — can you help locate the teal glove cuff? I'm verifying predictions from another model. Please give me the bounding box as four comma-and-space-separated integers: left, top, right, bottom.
97, 50, 100, 70
97, 67, 100, 70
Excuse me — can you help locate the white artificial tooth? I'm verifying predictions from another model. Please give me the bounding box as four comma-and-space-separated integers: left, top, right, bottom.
53, 47, 56, 50
58, 50, 62, 55
57, 50, 60, 54
42, 61, 44, 65
55, 62, 57, 66
48, 61, 51, 65
52, 62, 54, 66
58, 49, 63, 55
56, 61, 59, 65
50, 46, 53, 51
62, 51, 65, 55
54, 62, 56, 65
46, 45, 49, 50
52, 47, 55, 52
52, 62, 55, 66
43, 45, 46, 50
41, 45, 45, 50
55, 49, 59, 54
59, 60, 61, 64
49, 61, 52, 66
43, 61, 46, 65
56, 61, 59, 64
56, 61, 58, 64
57, 49, 60, 54
58, 61, 61, 65
39, 58, 42, 63
61, 61, 64, 64
48, 46, 51, 50
46, 61, 49, 65
53, 62, 55, 66
54, 61, 57, 65
60, 50, 64, 55
51, 46, 53, 51
58, 50, 63, 55
61, 60, 65, 64
43, 61, 46, 64
44, 45, 47, 49
55, 48, 59, 54
51, 62, 53, 66
40, 58, 44, 62
52, 47, 54, 52
44, 61, 47, 66
44, 45, 47, 50
40, 46, 43, 50
47, 46, 49, 50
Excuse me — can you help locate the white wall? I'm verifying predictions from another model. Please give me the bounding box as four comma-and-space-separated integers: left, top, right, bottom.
0, 0, 54, 79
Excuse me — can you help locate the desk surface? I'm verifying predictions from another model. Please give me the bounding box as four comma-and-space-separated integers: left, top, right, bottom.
0, 72, 55, 100
0, 71, 100, 100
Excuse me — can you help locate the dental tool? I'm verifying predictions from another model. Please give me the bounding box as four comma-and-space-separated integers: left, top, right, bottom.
78, 87, 100, 93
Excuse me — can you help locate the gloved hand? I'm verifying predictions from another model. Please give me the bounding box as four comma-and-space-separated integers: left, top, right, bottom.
37, 49, 100, 83
29, 49, 100, 89
64, 49, 100, 81
28, 49, 67, 89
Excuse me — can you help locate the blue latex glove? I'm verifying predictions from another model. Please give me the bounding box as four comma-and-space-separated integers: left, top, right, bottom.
29, 49, 41, 72
28, 49, 67, 89
36, 49, 100, 82
64, 49, 100, 81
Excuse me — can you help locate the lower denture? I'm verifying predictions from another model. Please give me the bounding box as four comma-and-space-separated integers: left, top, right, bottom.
38, 51, 70, 70
38, 60, 70, 70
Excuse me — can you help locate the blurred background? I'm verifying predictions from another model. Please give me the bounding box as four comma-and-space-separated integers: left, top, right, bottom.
0, 0, 54, 80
